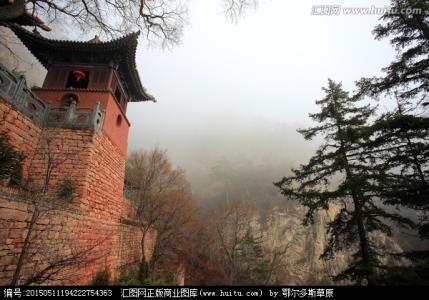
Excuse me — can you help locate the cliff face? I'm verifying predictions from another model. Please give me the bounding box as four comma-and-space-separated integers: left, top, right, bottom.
256, 203, 405, 285
256, 204, 346, 285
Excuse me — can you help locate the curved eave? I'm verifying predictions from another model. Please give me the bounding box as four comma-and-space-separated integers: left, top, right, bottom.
9, 25, 155, 102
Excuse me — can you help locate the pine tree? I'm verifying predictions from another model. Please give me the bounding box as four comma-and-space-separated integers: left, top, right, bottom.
275, 80, 414, 285
236, 228, 270, 285
362, 102, 428, 207
355, 0, 429, 244
356, 0, 429, 108
358, 100, 429, 264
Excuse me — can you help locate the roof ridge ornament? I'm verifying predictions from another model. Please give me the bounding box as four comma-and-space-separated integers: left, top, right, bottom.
88, 35, 101, 44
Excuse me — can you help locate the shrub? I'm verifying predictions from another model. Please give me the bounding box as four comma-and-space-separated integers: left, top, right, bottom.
58, 178, 76, 200
142, 273, 177, 286
116, 262, 180, 286
0, 133, 24, 185
117, 266, 141, 286
139, 260, 149, 283
372, 265, 429, 286
117, 276, 142, 286
92, 270, 110, 286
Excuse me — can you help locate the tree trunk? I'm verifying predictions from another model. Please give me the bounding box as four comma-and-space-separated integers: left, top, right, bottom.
11, 207, 39, 285
405, 133, 428, 189
350, 189, 374, 285
397, 102, 428, 189
336, 116, 374, 285
140, 229, 147, 265
139, 229, 150, 281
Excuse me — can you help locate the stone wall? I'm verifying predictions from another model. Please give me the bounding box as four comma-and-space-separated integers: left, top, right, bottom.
0, 100, 42, 178
0, 194, 117, 285
119, 198, 157, 275
0, 96, 150, 285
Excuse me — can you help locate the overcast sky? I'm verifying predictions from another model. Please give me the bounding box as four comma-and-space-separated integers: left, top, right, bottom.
125, 0, 395, 192
1, 0, 396, 195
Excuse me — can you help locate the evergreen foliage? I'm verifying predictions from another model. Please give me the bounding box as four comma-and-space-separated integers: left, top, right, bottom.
275, 80, 415, 285
356, 0, 429, 106
355, 0, 429, 267
235, 228, 270, 285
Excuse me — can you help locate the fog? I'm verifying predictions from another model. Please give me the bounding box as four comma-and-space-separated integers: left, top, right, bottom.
126, 0, 395, 199
132, 116, 321, 201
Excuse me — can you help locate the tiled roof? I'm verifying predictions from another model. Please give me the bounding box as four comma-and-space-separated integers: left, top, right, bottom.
10, 25, 155, 102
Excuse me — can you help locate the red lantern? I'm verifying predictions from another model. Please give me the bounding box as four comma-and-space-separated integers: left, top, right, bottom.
72, 69, 86, 81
